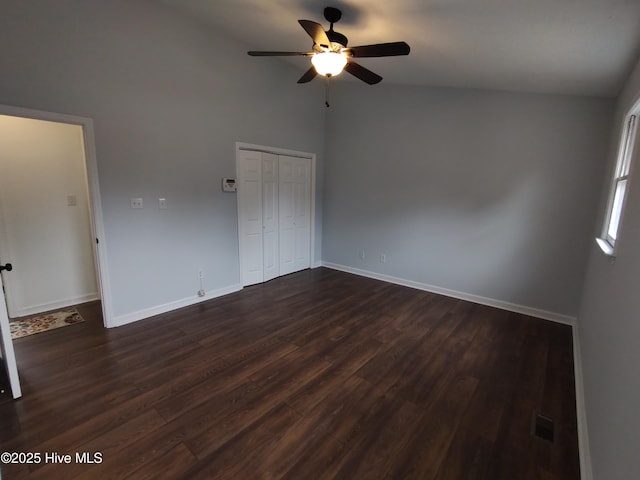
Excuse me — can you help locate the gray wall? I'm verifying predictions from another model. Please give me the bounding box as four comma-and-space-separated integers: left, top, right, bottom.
0, 0, 325, 321
323, 83, 613, 317
577, 55, 640, 480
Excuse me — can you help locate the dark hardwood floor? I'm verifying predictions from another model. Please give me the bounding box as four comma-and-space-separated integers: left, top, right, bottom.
0, 268, 580, 479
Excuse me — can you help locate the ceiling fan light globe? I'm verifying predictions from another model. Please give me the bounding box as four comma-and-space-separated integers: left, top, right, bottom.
311, 52, 347, 76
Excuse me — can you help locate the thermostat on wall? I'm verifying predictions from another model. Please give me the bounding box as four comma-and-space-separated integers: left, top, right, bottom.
222, 177, 237, 192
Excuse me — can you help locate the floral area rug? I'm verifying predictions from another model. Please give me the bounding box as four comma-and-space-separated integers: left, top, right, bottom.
10, 308, 85, 339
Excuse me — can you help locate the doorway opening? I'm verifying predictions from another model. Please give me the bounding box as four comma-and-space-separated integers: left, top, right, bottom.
0, 105, 112, 399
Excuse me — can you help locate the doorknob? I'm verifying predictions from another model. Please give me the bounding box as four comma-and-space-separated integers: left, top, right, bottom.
0, 263, 12, 272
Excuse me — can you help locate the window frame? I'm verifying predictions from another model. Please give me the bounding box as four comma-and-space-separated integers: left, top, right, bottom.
597, 109, 638, 257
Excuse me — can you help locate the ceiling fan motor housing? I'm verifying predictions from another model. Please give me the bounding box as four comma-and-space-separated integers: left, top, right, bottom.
327, 30, 348, 49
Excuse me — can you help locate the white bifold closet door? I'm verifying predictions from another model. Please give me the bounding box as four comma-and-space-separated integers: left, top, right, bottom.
238, 150, 311, 287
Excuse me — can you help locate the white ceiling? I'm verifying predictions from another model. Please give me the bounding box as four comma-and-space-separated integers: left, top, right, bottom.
158, 0, 640, 97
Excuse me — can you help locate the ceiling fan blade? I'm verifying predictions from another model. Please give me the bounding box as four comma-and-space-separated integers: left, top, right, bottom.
345, 41, 410, 58
297, 66, 318, 84
298, 20, 331, 49
344, 61, 382, 85
248, 51, 314, 57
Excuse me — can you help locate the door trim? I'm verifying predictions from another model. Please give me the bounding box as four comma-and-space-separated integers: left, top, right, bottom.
0, 104, 113, 327
235, 142, 317, 284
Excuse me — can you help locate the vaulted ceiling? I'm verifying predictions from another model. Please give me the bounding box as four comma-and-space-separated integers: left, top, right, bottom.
158, 0, 640, 97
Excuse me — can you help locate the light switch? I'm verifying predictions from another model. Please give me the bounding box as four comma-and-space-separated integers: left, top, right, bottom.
131, 198, 143, 209
159, 198, 167, 209
67, 195, 77, 207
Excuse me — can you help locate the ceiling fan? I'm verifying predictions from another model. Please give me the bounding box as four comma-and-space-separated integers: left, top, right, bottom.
248, 7, 410, 85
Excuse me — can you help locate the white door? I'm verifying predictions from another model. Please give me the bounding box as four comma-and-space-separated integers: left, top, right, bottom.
0, 272, 21, 399
278, 156, 296, 276
262, 153, 279, 282
237, 150, 264, 286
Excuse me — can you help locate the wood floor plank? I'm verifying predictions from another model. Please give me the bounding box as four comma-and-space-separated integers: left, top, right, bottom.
0, 268, 580, 480
330, 393, 426, 479
285, 344, 380, 416
276, 426, 347, 480
184, 348, 333, 460
28, 409, 167, 480
153, 338, 299, 422
540, 323, 581, 479
124, 443, 198, 480
179, 403, 302, 480
250, 397, 355, 479
2, 380, 141, 453
386, 375, 480, 479
485, 316, 552, 480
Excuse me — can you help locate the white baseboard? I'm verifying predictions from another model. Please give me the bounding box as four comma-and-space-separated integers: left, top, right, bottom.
109, 284, 242, 328
321, 262, 576, 326
572, 325, 593, 480
13, 292, 100, 318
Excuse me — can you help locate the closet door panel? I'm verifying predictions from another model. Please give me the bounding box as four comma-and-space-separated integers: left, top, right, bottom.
262, 153, 279, 282
238, 150, 263, 286
278, 156, 296, 276
293, 158, 311, 271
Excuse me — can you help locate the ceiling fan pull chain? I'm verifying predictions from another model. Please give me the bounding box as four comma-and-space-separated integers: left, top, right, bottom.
325, 77, 331, 108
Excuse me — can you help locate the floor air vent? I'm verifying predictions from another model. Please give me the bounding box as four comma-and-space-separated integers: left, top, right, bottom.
532, 413, 554, 442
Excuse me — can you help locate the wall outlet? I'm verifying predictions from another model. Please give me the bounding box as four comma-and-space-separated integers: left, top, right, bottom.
158, 198, 167, 209
198, 270, 204, 279
379, 253, 386, 263
197, 289, 206, 297
130, 198, 143, 209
